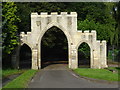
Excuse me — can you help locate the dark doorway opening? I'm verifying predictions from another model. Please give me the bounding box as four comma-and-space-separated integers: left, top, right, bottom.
19, 44, 32, 69
41, 26, 68, 68
78, 42, 90, 68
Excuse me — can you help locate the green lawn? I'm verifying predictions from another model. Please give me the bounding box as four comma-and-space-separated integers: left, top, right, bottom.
107, 67, 120, 72
2, 69, 25, 78
3, 70, 37, 88
74, 67, 119, 81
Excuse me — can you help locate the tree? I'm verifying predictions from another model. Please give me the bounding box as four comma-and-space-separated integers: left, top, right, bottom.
117, 2, 120, 48
104, 2, 118, 46
2, 2, 20, 56
112, 2, 120, 47
77, 19, 110, 42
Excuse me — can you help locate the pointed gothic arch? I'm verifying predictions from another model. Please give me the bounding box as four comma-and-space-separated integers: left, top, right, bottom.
19, 43, 32, 69
41, 26, 68, 68
78, 42, 91, 68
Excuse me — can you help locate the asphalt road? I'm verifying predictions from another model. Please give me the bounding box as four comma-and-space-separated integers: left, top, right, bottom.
28, 64, 118, 88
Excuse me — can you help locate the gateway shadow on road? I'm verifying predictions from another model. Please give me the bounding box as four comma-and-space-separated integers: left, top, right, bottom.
41, 63, 69, 70
41, 61, 68, 69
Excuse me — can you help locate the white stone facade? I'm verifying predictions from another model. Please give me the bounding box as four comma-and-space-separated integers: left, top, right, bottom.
19, 12, 108, 69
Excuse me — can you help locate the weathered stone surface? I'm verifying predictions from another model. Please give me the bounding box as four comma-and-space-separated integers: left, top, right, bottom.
19, 12, 108, 69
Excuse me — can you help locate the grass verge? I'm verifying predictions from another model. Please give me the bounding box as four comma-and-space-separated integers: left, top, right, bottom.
2, 69, 26, 78
74, 67, 119, 81
107, 67, 120, 72
2, 69, 37, 88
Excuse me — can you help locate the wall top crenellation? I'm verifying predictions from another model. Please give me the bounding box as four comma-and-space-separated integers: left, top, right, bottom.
77, 30, 96, 34
31, 12, 77, 17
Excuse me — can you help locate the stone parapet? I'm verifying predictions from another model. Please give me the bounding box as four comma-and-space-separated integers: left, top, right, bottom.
31, 12, 77, 17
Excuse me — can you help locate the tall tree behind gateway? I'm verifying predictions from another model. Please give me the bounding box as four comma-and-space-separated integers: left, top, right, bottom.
2, 2, 20, 67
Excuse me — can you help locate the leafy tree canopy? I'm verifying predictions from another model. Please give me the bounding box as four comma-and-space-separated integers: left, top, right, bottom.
2, 2, 20, 55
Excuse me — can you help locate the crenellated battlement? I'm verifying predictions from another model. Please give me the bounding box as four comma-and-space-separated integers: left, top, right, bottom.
77, 30, 96, 38
20, 32, 31, 44
77, 30, 96, 33
20, 32, 25, 37
20, 32, 31, 37
100, 40, 106, 45
31, 12, 77, 17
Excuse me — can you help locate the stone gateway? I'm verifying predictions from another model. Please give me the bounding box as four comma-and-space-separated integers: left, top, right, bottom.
15, 12, 108, 69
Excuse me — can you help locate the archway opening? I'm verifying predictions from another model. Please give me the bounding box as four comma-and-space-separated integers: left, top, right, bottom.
19, 44, 32, 69
41, 26, 68, 68
78, 42, 90, 68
